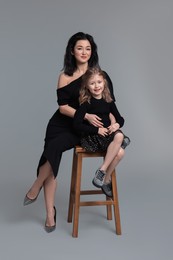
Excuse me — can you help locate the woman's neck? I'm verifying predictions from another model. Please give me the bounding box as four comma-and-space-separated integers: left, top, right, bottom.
75, 64, 88, 76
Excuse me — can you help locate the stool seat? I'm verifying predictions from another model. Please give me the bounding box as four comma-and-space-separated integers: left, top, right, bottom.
67, 145, 122, 237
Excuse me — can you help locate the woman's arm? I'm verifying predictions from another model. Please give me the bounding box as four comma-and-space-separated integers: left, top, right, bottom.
57, 72, 77, 118
84, 113, 103, 127
107, 113, 120, 134
110, 102, 124, 128
59, 105, 76, 118
73, 103, 99, 135
109, 113, 116, 124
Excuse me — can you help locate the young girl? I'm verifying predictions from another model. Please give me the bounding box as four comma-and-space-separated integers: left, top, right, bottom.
73, 67, 130, 197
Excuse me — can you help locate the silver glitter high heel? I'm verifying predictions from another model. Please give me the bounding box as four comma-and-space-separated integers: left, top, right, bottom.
23, 187, 42, 206
45, 206, 56, 233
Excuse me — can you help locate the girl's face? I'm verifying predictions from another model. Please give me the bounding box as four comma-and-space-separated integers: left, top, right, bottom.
87, 74, 105, 99
72, 40, 92, 64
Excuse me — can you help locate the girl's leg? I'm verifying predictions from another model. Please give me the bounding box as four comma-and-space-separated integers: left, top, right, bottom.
26, 161, 52, 200
44, 175, 57, 227
104, 148, 125, 183
100, 132, 124, 173
101, 148, 125, 197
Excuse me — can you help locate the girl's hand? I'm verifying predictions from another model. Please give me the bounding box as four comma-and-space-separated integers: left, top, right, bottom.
85, 113, 103, 128
107, 123, 120, 134
98, 127, 109, 137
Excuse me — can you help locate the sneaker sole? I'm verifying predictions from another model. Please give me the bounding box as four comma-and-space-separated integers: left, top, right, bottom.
101, 187, 113, 198
92, 179, 103, 188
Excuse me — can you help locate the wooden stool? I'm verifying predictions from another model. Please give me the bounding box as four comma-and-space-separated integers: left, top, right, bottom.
67, 145, 122, 237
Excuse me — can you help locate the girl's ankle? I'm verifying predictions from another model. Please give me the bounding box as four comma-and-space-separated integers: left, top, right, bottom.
104, 178, 111, 184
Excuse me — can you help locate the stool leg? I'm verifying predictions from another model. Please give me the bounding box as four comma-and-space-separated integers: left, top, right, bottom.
67, 150, 77, 223
112, 170, 122, 235
72, 153, 82, 238
102, 156, 112, 220
106, 196, 112, 220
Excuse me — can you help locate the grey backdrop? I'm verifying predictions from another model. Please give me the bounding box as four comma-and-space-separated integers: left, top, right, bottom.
0, 0, 172, 259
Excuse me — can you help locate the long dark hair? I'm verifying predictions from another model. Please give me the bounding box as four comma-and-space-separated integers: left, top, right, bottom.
62, 32, 99, 76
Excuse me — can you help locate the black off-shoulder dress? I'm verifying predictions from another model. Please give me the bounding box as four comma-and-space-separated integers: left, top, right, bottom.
37, 72, 115, 178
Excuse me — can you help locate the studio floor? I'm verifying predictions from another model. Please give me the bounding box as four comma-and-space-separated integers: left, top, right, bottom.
1, 163, 172, 260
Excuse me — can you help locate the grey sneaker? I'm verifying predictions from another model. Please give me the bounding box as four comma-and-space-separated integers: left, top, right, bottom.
101, 182, 113, 198
92, 169, 106, 188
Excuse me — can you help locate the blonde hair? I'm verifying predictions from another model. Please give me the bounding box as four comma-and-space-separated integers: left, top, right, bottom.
79, 67, 113, 104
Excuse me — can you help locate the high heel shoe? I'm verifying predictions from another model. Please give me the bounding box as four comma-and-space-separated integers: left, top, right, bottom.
45, 206, 56, 233
23, 187, 42, 206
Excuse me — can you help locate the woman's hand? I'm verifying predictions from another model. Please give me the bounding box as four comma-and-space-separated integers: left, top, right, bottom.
85, 113, 103, 128
107, 123, 120, 134
98, 127, 109, 137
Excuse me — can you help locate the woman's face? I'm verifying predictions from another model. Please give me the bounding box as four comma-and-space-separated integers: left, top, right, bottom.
72, 40, 92, 64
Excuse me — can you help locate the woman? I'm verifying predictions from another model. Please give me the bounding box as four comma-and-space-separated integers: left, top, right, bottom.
23, 32, 124, 232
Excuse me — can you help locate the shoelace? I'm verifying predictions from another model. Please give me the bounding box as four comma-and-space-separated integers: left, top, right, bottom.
96, 170, 106, 181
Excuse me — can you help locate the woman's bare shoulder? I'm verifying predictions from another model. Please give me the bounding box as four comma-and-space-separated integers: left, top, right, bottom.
57, 72, 71, 89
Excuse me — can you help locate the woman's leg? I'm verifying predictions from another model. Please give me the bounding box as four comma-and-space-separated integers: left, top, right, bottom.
25, 160, 57, 227
44, 175, 57, 227
26, 161, 52, 200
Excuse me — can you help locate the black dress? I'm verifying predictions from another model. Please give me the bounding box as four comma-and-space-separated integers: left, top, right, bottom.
37, 73, 115, 178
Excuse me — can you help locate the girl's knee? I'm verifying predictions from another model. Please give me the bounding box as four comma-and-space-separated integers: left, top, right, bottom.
113, 132, 124, 144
